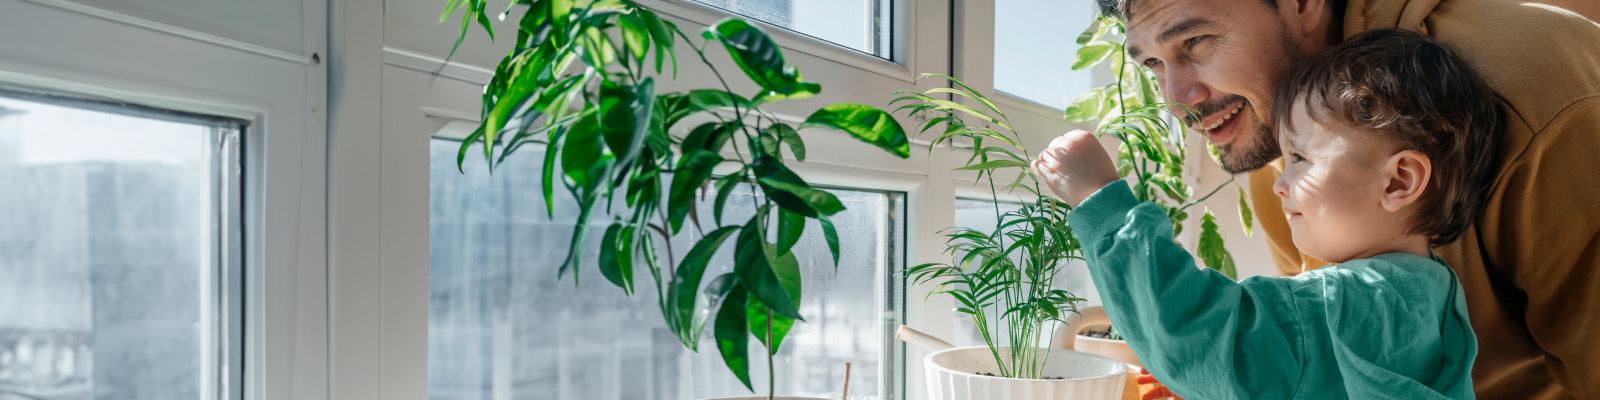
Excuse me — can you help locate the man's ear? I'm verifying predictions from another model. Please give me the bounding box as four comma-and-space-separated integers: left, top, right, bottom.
1381, 150, 1431, 212
1280, 0, 1330, 40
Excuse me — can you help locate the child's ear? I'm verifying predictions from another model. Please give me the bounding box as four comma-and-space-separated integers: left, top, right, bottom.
1381, 150, 1432, 212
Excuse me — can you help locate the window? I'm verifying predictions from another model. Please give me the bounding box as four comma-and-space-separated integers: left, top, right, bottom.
429, 140, 905, 399
0, 89, 245, 399
948, 198, 1099, 348
992, 0, 1100, 110
689, 0, 894, 59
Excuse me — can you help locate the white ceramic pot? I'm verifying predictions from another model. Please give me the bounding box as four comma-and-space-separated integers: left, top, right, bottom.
1051, 306, 1141, 367
923, 346, 1128, 400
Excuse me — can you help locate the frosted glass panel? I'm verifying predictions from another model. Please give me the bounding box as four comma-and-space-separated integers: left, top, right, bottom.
0, 91, 243, 400
993, 0, 1100, 110
429, 139, 903, 400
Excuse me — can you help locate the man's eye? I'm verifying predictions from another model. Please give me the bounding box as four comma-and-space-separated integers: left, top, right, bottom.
1185, 35, 1212, 49
1141, 58, 1161, 68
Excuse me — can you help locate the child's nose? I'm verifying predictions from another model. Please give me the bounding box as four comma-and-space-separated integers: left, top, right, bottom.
1272, 174, 1291, 198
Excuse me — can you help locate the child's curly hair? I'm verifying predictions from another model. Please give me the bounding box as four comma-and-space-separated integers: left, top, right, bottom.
1271, 29, 1504, 247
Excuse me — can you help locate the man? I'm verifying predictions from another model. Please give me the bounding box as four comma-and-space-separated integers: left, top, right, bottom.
1070, 0, 1600, 398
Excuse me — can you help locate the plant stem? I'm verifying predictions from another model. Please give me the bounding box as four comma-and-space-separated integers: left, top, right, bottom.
767, 308, 775, 400
1178, 176, 1237, 212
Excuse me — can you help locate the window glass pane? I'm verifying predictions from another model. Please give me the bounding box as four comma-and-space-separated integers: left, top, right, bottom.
993, 0, 1099, 110
0, 91, 242, 399
429, 140, 904, 400
689, 0, 893, 60
949, 198, 1098, 348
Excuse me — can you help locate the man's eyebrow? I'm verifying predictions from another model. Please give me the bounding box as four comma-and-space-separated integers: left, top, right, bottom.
1157, 18, 1213, 45
1127, 17, 1212, 60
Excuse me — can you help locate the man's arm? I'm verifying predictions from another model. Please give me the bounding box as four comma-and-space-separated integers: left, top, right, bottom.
1470, 98, 1600, 398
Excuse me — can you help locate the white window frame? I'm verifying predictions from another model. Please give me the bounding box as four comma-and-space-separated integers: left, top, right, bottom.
0, 0, 328, 399
345, 0, 956, 399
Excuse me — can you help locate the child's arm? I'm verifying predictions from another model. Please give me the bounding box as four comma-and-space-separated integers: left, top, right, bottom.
1067, 180, 1306, 399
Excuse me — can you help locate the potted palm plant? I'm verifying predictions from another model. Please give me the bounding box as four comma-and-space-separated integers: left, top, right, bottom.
441, 1, 911, 399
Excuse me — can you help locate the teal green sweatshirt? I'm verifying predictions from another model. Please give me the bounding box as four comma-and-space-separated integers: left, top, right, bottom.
1067, 181, 1477, 399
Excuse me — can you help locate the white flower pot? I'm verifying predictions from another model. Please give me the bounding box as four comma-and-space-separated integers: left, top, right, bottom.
923, 346, 1128, 400
1051, 306, 1141, 367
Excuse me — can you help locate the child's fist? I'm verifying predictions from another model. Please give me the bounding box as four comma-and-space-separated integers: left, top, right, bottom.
1030, 130, 1120, 207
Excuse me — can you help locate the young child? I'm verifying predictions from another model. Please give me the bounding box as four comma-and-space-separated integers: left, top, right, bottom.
1030, 29, 1500, 399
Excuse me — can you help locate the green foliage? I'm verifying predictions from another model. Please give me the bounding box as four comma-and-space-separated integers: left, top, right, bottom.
442, 1, 911, 396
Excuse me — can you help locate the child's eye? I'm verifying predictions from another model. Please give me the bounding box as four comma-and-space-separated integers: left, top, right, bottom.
1289, 153, 1307, 163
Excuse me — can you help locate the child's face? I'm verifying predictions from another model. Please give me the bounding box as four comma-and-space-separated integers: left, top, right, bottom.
1271, 101, 1417, 263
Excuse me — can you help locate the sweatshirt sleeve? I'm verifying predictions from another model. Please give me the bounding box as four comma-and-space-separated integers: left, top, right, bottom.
1067, 181, 1307, 399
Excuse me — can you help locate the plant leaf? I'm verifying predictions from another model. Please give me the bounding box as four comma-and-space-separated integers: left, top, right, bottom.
953, 160, 1028, 171
714, 283, 753, 390
599, 78, 655, 170
1238, 187, 1254, 237
618, 12, 650, 67
735, 212, 804, 320
777, 207, 805, 254
668, 150, 724, 232
1198, 209, 1239, 280
766, 123, 805, 161
713, 173, 743, 226
597, 222, 636, 295
704, 18, 821, 101
800, 103, 910, 158
755, 174, 845, 218
669, 225, 742, 342
689, 272, 741, 349
818, 213, 840, 269
1073, 41, 1116, 70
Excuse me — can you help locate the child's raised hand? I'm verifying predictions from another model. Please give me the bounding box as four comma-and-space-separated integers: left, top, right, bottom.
1030, 130, 1120, 207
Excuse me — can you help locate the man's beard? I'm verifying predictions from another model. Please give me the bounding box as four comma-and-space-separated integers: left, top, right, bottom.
1214, 25, 1303, 175
1216, 122, 1281, 174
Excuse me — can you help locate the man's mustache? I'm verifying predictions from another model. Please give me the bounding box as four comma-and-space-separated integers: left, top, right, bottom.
1179, 95, 1248, 127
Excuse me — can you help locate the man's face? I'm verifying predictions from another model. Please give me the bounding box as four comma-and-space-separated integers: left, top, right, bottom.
1125, 0, 1308, 173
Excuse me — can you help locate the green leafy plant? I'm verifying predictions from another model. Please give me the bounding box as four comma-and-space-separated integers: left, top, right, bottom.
897, 14, 1250, 377
441, 0, 911, 397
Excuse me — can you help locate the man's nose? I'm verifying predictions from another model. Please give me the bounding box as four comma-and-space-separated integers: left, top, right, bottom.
1162, 65, 1208, 116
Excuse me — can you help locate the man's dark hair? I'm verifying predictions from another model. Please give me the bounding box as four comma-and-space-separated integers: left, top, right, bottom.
1094, 0, 1277, 20
1271, 29, 1504, 247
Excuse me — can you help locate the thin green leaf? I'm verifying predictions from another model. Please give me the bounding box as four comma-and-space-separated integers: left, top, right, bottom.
1238, 186, 1254, 237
